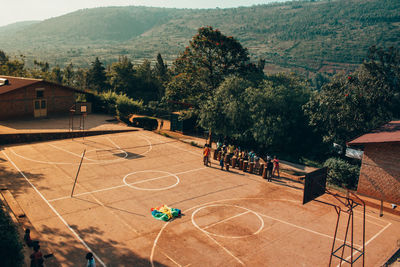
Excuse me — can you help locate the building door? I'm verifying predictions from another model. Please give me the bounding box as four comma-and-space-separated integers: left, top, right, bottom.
33, 99, 47, 118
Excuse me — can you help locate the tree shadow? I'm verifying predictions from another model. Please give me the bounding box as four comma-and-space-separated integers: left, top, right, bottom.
39, 224, 168, 266
0, 161, 45, 196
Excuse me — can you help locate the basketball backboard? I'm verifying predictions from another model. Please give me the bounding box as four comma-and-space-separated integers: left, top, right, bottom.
303, 167, 328, 205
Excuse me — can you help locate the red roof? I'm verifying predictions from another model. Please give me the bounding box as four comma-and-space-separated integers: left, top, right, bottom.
0, 75, 89, 95
348, 121, 400, 145
0, 76, 42, 95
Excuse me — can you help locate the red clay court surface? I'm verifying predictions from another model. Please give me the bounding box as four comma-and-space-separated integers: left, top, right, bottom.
0, 130, 399, 266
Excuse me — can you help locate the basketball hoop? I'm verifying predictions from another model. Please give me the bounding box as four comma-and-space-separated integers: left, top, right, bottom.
303, 168, 366, 266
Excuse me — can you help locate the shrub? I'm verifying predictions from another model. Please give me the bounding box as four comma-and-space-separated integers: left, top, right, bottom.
131, 117, 158, 130
91, 90, 119, 114
0, 204, 24, 266
115, 94, 143, 124
323, 157, 360, 190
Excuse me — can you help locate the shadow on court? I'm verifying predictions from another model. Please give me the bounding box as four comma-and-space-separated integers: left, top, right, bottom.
36, 224, 168, 266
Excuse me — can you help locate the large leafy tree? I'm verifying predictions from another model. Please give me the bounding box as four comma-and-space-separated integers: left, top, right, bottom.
198, 76, 253, 141
304, 64, 396, 149
364, 46, 400, 117
165, 26, 252, 110
247, 73, 314, 155
87, 57, 107, 92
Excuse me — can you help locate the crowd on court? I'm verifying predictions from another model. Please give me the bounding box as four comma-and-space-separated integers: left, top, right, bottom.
203, 141, 280, 181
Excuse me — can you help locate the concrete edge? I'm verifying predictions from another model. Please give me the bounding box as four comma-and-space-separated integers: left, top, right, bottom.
0, 189, 61, 266
0, 128, 138, 145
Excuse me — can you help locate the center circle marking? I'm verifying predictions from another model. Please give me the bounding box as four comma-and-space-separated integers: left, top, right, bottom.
191, 204, 264, 239
123, 170, 180, 191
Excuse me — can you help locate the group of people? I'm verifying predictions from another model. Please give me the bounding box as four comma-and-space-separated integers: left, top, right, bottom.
203, 141, 280, 179
265, 156, 280, 181
24, 228, 44, 267
24, 228, 96, 267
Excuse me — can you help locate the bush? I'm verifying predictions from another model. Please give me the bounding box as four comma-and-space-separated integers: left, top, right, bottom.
323, 157, 360, 190
131, 117, 158, 130
0, 204, 24, 266
91, 90, 119, 114
115, 95, 143, 124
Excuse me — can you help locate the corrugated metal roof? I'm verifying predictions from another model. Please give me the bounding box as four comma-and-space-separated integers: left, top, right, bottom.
0, 76, 42, 95
348, 121, 400, 145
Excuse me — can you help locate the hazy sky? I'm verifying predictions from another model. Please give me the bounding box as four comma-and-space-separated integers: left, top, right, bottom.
0, 0, 287, 27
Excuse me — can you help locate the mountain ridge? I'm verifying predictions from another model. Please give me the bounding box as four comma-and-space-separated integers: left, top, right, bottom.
0, 0, 399, 75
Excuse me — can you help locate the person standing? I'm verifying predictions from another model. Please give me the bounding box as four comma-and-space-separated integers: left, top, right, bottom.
86, 252, 96, 267
266, 158, 273, 181
272, 156, 280, 178
30, 245, 44, 267
203, 144, 211, 166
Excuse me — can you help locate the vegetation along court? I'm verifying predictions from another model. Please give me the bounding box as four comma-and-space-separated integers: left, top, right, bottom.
0, 0, 399, 266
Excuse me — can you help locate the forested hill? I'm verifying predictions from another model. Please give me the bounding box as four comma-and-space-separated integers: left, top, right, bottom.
0, 0, 399, 75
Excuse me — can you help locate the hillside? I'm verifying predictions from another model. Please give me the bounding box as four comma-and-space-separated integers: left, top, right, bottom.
0, 0, 399, 75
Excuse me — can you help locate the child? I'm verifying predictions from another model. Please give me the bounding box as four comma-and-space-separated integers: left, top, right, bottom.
220, 150, 225, 170
86, 252, 96, 267
203, 144, 211, 166
272, 156, 280, 178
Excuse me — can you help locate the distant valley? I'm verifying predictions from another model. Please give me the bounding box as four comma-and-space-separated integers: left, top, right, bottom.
0, 0, 399, 76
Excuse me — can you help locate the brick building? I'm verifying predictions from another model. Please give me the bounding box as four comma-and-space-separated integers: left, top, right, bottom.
0, 76, 86, 120
348, 121, 400, 204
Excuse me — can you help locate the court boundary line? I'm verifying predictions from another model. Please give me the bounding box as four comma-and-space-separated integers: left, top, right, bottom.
337, 221, 392, 267
2, 150, 106, 267
48, 167, 207, 202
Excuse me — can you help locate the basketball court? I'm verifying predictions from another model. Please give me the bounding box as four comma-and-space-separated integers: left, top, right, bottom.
0, 130, 399, 266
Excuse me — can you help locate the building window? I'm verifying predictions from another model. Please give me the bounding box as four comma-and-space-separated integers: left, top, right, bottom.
36, 89, 44, 98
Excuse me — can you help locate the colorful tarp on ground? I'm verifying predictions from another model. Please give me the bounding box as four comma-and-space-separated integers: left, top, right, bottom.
151, 205, 181, 221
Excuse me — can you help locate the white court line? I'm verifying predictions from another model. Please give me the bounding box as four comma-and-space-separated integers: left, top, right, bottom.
2, 150, 106, 267
337, 222, 392, 267
48, 167, 207, 202
203, 211, 250, 230
161, 251, 183, 267
354, 209, 389, 224
151, 221, 170, 267
200, 230, 244, 265
258, 212, 361, 247
142, 134, 200, 156
49, 143, 98, 162
9, 133, 151, 165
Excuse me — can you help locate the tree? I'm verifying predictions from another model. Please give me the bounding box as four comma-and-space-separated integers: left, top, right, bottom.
304, 66, 395, 149
153, 53, 169, 99
364, 46, 400, 117
134, 59, 160, 102
247, 73, 314, 155
49, 66, 63, 84
0, 50, 8, 65
198, 76, 253, 141
108, 56, 135, 95
63, 63, 75, 87
154, 53, 168, 83
87, 57, 107, 92
165, 26, 251, 110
